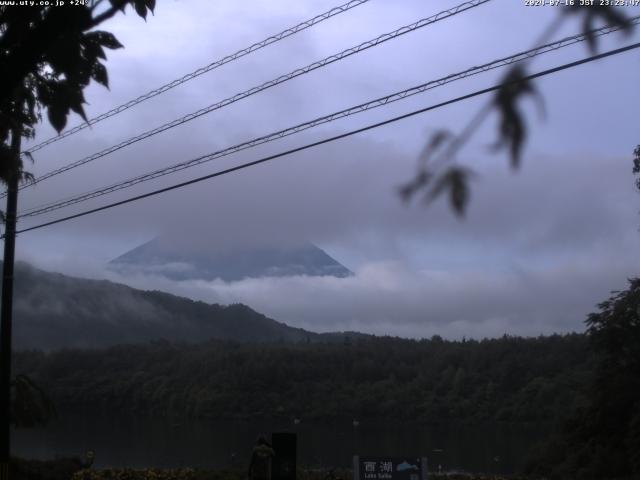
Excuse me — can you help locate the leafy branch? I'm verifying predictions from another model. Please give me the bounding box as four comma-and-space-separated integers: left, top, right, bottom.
402, 6, 635, 216
0, 0, 156, 185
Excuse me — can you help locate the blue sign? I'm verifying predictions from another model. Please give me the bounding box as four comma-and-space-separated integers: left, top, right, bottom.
353, 456, 428, 480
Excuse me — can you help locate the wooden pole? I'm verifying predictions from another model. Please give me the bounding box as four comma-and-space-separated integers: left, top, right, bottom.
0, 130, 21, 480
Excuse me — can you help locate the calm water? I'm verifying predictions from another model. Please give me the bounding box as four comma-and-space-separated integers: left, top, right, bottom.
13, 413, 546, 474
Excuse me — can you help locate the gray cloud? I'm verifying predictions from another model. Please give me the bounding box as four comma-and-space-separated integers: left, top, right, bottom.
94, 250, 635, 340
19, 140, 640, 339
13, 0, 640, 339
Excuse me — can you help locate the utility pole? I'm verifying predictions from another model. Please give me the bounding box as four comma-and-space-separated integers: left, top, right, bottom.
0, 129, 21, 480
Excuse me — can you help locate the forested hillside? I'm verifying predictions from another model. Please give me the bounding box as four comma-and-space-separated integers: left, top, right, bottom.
7, 262, 336, 349
14, 334, 591, 424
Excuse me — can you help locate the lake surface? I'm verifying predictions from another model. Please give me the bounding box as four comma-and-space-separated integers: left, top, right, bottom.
13, 413, 546, 474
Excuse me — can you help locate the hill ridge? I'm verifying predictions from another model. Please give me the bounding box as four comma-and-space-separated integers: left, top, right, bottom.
6, 262, 363, 350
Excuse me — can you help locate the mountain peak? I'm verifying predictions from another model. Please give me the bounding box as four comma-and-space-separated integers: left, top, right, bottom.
109, 237, 352, 282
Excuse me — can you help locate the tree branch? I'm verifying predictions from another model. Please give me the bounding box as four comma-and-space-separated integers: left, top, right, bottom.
90, 0, 130, 28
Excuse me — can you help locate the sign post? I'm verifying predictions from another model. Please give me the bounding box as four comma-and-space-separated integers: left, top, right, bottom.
272, 432, 297, 480
353, 456, 428, 480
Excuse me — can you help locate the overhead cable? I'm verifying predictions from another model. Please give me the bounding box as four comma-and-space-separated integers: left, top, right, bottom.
23, 0, 374, 155
19, 19, 638, 219
11, 0, 491, 197
13, 41, 640, 236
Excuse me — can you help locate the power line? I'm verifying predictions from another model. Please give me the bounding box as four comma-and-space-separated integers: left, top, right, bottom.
18, 19, 637, 219
12, 41, 640, 237
22, 0, 373, 155
9, 0, 491, 198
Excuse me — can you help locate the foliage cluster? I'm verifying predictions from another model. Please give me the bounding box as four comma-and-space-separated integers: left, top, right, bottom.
0, 0, 155, 182
401, 7, 635, 215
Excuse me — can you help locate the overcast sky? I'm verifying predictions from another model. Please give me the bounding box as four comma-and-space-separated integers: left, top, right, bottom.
14, 0, 640, 338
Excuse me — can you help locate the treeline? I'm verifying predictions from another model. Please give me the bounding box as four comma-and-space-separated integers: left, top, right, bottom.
14, 333, 592, 425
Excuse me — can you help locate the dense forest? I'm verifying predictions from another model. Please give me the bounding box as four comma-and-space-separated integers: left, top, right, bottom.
14, 334, 591, 425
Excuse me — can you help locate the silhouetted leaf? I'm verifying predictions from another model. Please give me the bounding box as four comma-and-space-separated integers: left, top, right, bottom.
129, 0, 156, 19
425, 130, 451, 154
426, 166, 474, 216
68, 90, 88, 123
91, 63, 109, 88
47, 103, 67, 133
45, 81, 89, 131
419, 129, 452, 165
23, 151, 34, 164
398, 170, 432, 203
633, 145, 640, 191
83, 34, 107, 60
492, 66, 541, 169
565, 5, 634, 53
109, 0, 128, 13
20, 170, 35, 185
134, 0, 148, 19
583, 15, 597, 53
88, 31, 123, 50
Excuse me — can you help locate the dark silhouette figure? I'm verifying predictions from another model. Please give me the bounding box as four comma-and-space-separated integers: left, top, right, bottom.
249, 435, 275, 480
